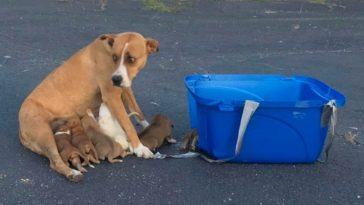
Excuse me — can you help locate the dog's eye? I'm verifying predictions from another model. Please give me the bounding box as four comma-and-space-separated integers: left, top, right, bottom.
127, 55, 136, 64
171, 124, 174, 128
112, 54, 118, 62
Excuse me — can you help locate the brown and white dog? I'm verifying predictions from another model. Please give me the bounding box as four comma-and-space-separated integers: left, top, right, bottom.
18, 32, 159, 181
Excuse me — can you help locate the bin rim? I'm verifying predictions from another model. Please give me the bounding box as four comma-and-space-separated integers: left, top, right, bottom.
185, 74, 346, 109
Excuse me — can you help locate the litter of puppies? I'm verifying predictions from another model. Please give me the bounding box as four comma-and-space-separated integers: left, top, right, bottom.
50, 108, 177, 175
82, 109, 128, 163
52, 123, 88, 173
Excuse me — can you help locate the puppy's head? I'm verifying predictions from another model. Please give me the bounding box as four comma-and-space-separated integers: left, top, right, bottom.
152, 114, 176, 143
66, 117, 80, 128
98, 32, 159, 87
152, 114, 174, 130
50, 118, 68, 133
66, 117, 84, 136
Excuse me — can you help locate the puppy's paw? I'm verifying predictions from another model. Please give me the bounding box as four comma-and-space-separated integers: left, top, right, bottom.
79, 167, 88, 173
67, 169, 83, 182
133, 143, 153, 159
89, 157, 100, 164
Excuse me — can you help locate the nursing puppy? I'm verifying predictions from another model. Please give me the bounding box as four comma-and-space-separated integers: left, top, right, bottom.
18, 32, 159, 181
139, 114, 176, 152
82, 109, 127, 163
52, 123, 87, 173
67, 117, 100, 165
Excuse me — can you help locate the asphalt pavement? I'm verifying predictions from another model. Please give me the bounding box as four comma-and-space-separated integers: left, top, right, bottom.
0, 0, 363, 204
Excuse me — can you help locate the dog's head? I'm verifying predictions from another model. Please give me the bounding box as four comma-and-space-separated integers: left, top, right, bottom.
98, 32, 159, 87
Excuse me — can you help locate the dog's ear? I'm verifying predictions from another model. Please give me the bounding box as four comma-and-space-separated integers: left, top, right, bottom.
145, 38, 159, 54
99, 34, 115, 48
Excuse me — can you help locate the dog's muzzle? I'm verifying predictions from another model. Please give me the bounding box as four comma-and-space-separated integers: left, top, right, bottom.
112, 75, 123, 87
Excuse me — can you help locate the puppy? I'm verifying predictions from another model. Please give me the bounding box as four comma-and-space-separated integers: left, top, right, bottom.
82, 109, 127, 163
67, 117, 100, 165
51, 122, 87, 173
139, 114, 176, 152
180, 129, 198, 151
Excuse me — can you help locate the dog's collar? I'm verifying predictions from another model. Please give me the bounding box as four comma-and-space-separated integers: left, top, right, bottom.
54, 130, 71, 136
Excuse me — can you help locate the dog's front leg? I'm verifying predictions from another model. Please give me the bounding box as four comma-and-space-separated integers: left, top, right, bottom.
102, 86, 153, 158
121, 87, 150, 129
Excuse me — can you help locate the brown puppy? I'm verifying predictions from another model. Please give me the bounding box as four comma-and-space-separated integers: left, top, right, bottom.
180, 129, 198, 151
139, 114, 176, 152
18, 32, 159, 181
82, 109, 127, 163
66, 117, 99, 165
52, 123, 87, 173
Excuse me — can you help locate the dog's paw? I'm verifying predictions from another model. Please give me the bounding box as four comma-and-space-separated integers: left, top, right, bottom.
67, 169, 83, 182
133, 143, 153, 159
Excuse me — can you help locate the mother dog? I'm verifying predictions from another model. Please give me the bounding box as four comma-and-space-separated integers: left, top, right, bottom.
18, 32, 159, 181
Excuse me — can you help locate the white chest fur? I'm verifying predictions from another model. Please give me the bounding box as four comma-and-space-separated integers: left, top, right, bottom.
97, 103, 129, 150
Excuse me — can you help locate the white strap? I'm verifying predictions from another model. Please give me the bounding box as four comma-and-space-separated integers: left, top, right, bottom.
207, 100, 259, 162
235, 100, 260, 156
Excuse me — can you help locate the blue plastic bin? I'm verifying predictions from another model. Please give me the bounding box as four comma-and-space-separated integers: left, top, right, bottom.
185, 74, 345, 163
